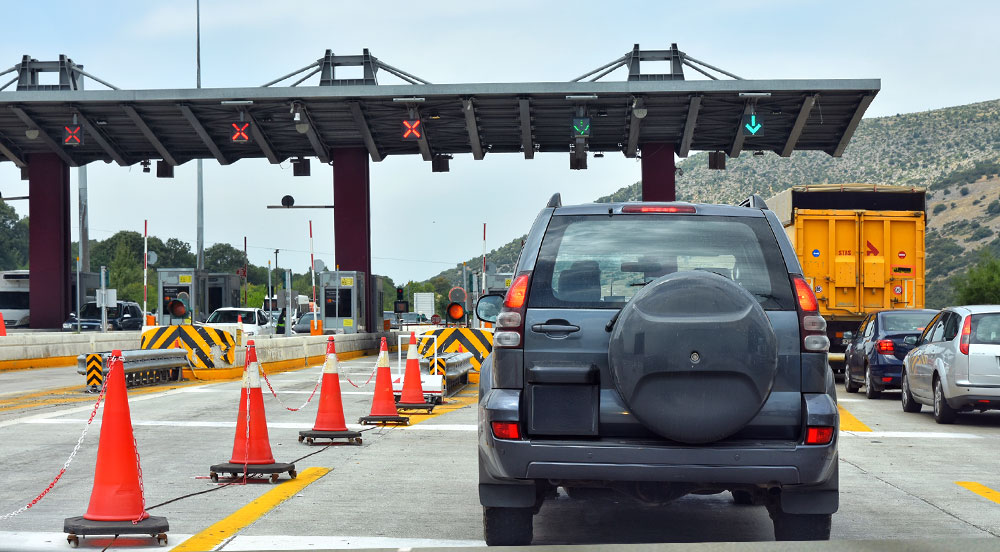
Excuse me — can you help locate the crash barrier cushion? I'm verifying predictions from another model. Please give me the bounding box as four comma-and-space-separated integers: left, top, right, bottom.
76, 349, 190, 389
419, 351, 474, 393
416, 328, 493, 372
0, 331, 140, 372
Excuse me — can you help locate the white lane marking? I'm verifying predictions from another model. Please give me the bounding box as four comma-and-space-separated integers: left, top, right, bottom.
0, 531, 194, 551
841, 431, 984, 439
221, 535, 485, 550
181, 388, 373, 395
25, 419, 478, 431
0, 385, 200, 429
836, 398, 864, 402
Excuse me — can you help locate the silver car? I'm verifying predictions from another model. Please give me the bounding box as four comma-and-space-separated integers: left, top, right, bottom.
901, 305, 1000, 423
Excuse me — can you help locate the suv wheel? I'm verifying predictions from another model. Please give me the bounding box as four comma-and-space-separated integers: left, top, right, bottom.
771, 512, 831, 541
864, 366, 881, 399
901, 373, 921, 413
845, 373, 860, 393
933, 378, 957, 424
483, 506, 532, 546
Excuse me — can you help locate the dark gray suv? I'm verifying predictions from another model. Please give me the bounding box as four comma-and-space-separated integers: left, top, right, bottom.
476, 194, 838, 545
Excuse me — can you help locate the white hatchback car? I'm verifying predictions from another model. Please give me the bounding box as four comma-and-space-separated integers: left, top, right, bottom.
203, 307, 273, 336
901, 305, 1000, 423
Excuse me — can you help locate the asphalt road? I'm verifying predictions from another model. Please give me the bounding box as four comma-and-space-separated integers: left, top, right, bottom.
1, 359, 999, 551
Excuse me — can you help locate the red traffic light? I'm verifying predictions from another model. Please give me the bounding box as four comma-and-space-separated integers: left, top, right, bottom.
446, 302, 465, 322
64, 125, 83, 146
401, 119, 422, 140
231, 122, 251, 143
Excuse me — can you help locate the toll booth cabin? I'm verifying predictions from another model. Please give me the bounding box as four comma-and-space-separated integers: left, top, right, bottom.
317, 271, 385, 334
156, 269, 241, 325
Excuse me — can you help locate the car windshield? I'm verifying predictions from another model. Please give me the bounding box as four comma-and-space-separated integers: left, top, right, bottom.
206, 310, 254, 324
881, 312, 937, 332
971, 313, 1000, 345
79, 303, 119, 319
529, 214, 795, 310
0, 291, 29, 309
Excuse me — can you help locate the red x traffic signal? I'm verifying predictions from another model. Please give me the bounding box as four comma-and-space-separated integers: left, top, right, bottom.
401, 119, 422, 140
64, 125, 83, 146
231, 122, 251, 143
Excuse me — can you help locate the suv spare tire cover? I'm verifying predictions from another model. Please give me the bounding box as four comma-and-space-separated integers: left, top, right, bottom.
609, 271, 778, 443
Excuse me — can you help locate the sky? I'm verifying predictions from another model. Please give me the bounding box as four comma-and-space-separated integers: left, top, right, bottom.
1, 0, 998, 283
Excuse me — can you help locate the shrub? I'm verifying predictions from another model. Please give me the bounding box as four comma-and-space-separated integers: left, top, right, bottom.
961, 187, 970, 196
933, 204, 947, 215
954, 252, 1000, 304
990, 200, 1000, 215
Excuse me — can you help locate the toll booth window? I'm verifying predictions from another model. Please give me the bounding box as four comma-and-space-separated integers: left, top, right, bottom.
324, 288, 353, 318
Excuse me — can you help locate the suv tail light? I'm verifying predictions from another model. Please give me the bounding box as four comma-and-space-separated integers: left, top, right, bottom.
792, 276, 829, 352
494, 271, 532, 349
960, 315, 972, 355
877, 339, 895, 354
491, 421, 521, 440
805, 426, 834, 445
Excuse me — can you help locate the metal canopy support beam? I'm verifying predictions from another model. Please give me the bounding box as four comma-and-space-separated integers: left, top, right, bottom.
830, 94, 876, 157
331, 147, 372, 331
73, 108, 128, 166
625, 100, 641, 158
245, 112, 279, 164
409, 107, 432, 162
299, 106, 330, 164
729, 102, 753, 158
178, 105, 228, 165
348, 101, 382, 162
27, 152, 72, 328
122, 105, 177, 166
9, 106, 78, 167
781, 94, 817, 157
0, 135, 25, 167
519, 99, 534, 160
462, 99, 484, 160
677, 95, 702, 158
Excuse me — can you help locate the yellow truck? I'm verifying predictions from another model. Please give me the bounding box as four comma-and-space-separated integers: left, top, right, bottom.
766, 184, 926, 375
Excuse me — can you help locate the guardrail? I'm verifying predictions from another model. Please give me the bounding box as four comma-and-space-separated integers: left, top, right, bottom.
420, 351, 474, 396
76, 349, 190, 390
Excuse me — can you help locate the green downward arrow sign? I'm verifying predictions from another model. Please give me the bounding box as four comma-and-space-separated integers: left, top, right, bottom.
744, 115, 762, 135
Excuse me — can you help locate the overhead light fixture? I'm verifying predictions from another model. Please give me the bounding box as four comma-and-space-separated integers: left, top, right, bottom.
292, 157, 310, 176
566, 94, 598, 101
632, 98, 648, 119
221, 100, 254, 105
141, 159, 151, 173
25, 128, 39, 140
156, 160, 173, 178
392, 97, 425, 103
431, 154, 451, 173
738, 92, 772, 98
291, 103, 309, 134
753, 150, 765, 156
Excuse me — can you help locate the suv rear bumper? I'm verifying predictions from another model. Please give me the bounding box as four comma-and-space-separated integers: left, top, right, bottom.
479, 389, 839, 512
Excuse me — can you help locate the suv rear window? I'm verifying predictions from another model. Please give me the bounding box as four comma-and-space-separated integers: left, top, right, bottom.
529, 214, 794, 310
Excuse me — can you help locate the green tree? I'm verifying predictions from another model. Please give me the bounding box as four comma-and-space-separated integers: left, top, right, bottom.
204, 243, 247, 273
108, 241, 144, 304
953, 252, 1000, 305
0, 202, 29, 270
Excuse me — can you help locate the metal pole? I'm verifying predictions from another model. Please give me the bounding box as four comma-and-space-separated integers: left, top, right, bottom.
100, 266, 107, 334
462, 262, 468, 326
267, 260, 272, 315
482, 223, 487, 304
284, 269, 292, 337
76, 256, 81, 333
243, 236, 248, 306
309, 221, 317, 312
195, 0, 205, 271
78, 165, 89, 272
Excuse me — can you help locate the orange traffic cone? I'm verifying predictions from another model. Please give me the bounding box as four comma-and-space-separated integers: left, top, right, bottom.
64, 350, 168, 546
210, 340, 296, 483
299, 337, 362, 445
397, 332, 433, 412
359, 338, 409, 425
0, 312, 6, 336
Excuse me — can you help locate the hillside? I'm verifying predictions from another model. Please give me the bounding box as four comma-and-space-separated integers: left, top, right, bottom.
424, 99, 1000, 307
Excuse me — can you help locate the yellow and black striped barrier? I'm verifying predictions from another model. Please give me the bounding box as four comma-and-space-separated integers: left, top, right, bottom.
140, 325, 236, 369
417, 328, 493, 371
85, 354, 103, 389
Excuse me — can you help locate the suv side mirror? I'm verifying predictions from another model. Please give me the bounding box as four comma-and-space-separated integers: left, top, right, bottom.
904, 335, 918, 345
476, 294, 505, 324
842, 331, 853, 341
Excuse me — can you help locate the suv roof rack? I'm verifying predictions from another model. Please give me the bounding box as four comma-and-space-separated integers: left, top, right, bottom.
547, 193, 562, 208
739, 194, 769, 210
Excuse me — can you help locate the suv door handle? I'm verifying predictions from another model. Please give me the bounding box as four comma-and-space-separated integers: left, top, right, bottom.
531, 323, 580, 334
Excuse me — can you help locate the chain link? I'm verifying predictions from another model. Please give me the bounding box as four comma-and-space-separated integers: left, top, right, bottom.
0, 357, 114, 521
344, 365, 377, 388
260, 367, 321, 412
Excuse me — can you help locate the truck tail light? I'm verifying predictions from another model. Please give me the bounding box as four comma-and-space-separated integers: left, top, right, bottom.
805, 426, 834, 445
494, 272, 532, 349
792, 275, 829, 352
491, 421, 521, 440
877, 339, 895, 354
960, 315, 972, 355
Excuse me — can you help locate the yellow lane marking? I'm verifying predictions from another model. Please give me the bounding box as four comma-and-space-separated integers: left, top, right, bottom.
0, 381, 210, 413
402, 387, 478, 426
0, 356, 77, 372
173, 467, 330, 552
838, 404, 872, 432
956, 482, 1000, 505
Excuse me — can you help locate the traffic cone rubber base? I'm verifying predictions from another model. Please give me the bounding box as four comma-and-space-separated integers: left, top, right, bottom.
298, 429, 362, 446
64, 516, 169, 547
396, 401, 434, 412
358, 414, 410, 426
208, 462, 296, 484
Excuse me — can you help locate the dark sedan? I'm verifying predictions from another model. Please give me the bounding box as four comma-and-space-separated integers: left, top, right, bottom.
844, 309, 938, 398
291, 311, 321, 334
62, 301, 145, 332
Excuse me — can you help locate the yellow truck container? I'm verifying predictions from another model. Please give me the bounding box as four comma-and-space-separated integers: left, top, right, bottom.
766, 184, 926, 373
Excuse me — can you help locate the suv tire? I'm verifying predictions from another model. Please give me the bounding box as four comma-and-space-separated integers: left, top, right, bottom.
844, 374, 860, 393
483, 506, 532, 546
771, 512, 832, 541
864, 366, 881, 399
731, 490, 755, 505
933, 378, 957, 424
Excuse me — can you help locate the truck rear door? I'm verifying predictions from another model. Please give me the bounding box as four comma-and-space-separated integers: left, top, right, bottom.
795, 210, 859, 316
860, 211, 925, 311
